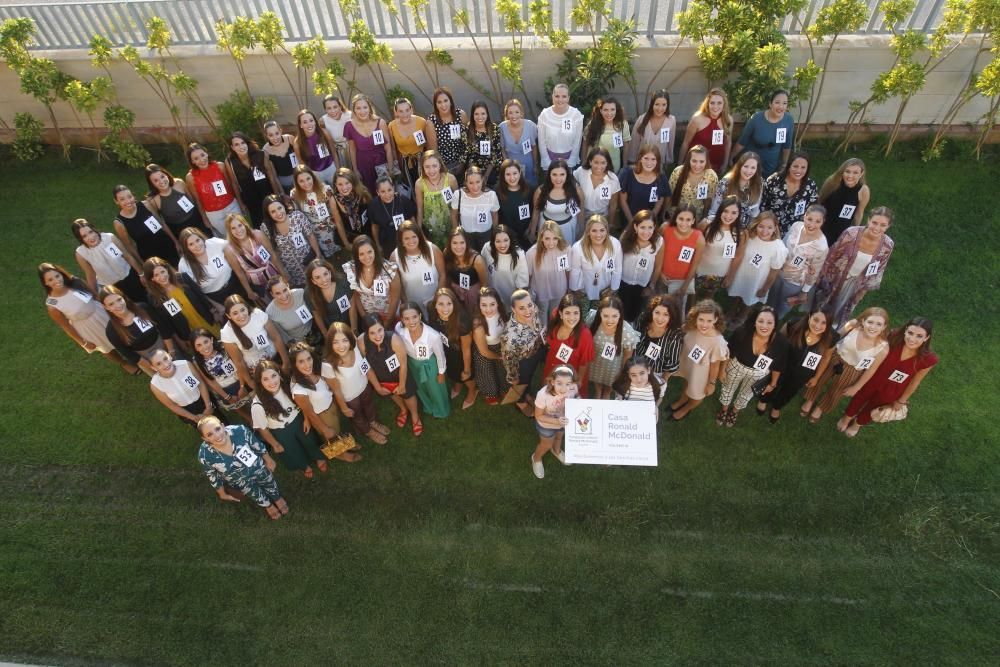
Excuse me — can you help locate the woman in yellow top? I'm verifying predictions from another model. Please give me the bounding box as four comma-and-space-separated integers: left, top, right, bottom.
143, 257, 222, 353
388, 97, 427, 193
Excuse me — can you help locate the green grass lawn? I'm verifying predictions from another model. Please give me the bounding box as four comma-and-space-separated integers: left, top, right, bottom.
1, 145, 998, 665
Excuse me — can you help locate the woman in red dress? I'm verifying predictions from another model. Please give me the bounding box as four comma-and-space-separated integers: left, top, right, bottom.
836, 317, 938, 437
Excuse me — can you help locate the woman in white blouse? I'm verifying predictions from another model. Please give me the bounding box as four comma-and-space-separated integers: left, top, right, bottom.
768, 204, 830, 318
149, 349, 216, 428
481, 224, 529, 308
537, 83, 585, 172
220, 295, 290, 390
569, 215, 623, 302
178, 227, 246, 308
449, 165, 500, 252
395, 301, 451, 418
72, 218, 146, 303
573, 147, 620, 239
618, 210, 664, 322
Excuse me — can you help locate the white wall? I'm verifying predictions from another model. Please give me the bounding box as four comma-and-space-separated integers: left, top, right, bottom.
0, 34, 994, 141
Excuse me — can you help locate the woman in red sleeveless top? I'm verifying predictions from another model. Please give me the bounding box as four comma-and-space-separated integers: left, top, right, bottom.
679, 88, 733, 174
185, 143, 242, 239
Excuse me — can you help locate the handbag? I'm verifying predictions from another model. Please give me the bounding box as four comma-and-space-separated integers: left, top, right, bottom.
320, 432, 358, 459
869, 403, 908, 423
751, 376, 771, 397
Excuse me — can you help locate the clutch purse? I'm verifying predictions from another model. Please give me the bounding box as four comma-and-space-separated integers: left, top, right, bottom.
869, 404, 908, 423
321, 433, 357, 459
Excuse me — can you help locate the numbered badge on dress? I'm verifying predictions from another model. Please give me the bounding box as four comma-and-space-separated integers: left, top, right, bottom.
750, 252, 763, 267
723, 242, 737, 258
289, 152, 299, 168
605, 257, 615, 273
252, 167, 266, 182
562, 118, 573, 133
105, 244, 122, 259
213, 256, 225, 269
292, 233, 307, 248
143, 216, 162, 234
776, 127, 787, 144
72, 290, 93, 303
479, 140, 491, 156
660, 127, 671, 144
295, 305, 313, 323
421, 270, 434, 285
648, 186, 658, 203
182, 373, 199, 388
45, 297, 58, 307
637, 256, 649, 270
449, 124, 462, 140
856, 357, 874, 371
372, 129, 385, 145
678, 246, 694, 263
385, 353, 400, 372
336, 295, 351, 313
413, 130, 426, 146
134, 317, 153, 333
477, 210, 488, 227
794, 200, 806, 217
687, 344, 706, 363
163, 298, 182, 316
711, 129, 724, 145
254, 333, 270, 349
315, 203, 330, 219
211, 180, 227, 196
557, 254, 569, 271
601, 343, 617, 360
644, 342, 661, 360
612, 132, 624, 148
518, 203, 530, 220
234, 444, 258, 467
568, 200, 580, 217
374, 279, 388, 296
459, 273, 471, 290
888, 370, 909, 384
839, 204, 856, 220
416, 344, 429, 359
791, 255, 805, 268
222, 359, 237, 375
754, 354, 773, 372
599, 185, 611, 200
696, 182, 709, 200
441, 187, 454, 204
317, 143, 330, 159
255, 246, 272, 263
359, 357, 371, 374
802, 351, 821, 370
865, 261, 880, 277
521, 138, 532, 154
555, 343, 573, 363
392, 213, 405, 229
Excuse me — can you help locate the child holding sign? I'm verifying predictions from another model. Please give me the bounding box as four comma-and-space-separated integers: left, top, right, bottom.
586, 295, 640, 400
670, 300, 729, 421
716, 305, 788, 428
530, 365, 580, 479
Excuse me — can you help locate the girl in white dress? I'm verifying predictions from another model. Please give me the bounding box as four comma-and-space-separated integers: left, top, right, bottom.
724, 211, 787, 324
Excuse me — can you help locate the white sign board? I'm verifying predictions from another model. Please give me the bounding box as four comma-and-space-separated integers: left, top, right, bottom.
564, 398, 658, 466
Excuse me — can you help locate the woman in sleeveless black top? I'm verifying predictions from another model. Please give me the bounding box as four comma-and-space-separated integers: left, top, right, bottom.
112, 185, 180, 265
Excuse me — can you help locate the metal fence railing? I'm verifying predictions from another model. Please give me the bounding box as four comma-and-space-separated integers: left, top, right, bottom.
0, 0, 951, 51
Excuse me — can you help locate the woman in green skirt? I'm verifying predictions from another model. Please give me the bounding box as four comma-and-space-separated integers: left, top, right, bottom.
394, 301, 451, 419
250, 360, 329, 479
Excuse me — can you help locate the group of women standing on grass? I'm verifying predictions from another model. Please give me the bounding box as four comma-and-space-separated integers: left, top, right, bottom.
39, 82, 938, 511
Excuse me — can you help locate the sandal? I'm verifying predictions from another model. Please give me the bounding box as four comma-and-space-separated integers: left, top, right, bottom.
808, 408, 823, 425
844, 423, 861, 438
367, 428, 388, 444
755, 402, 767, 416
265, 505, 282, 520
303, 466, 314, 479
669, 410, 688, 422
396, 411, 409, 428
316, 460, 328, 473
715, 406, 730, 427
412, 420, 424, 437
275, 498, 290, 515
371, 421, 390, 436
725, 409, 738, 428
799, 401, 813, 418
336, 451, 362, 463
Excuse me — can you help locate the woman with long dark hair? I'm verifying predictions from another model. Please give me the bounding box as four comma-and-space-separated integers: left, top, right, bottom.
224, 131, 282, 228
